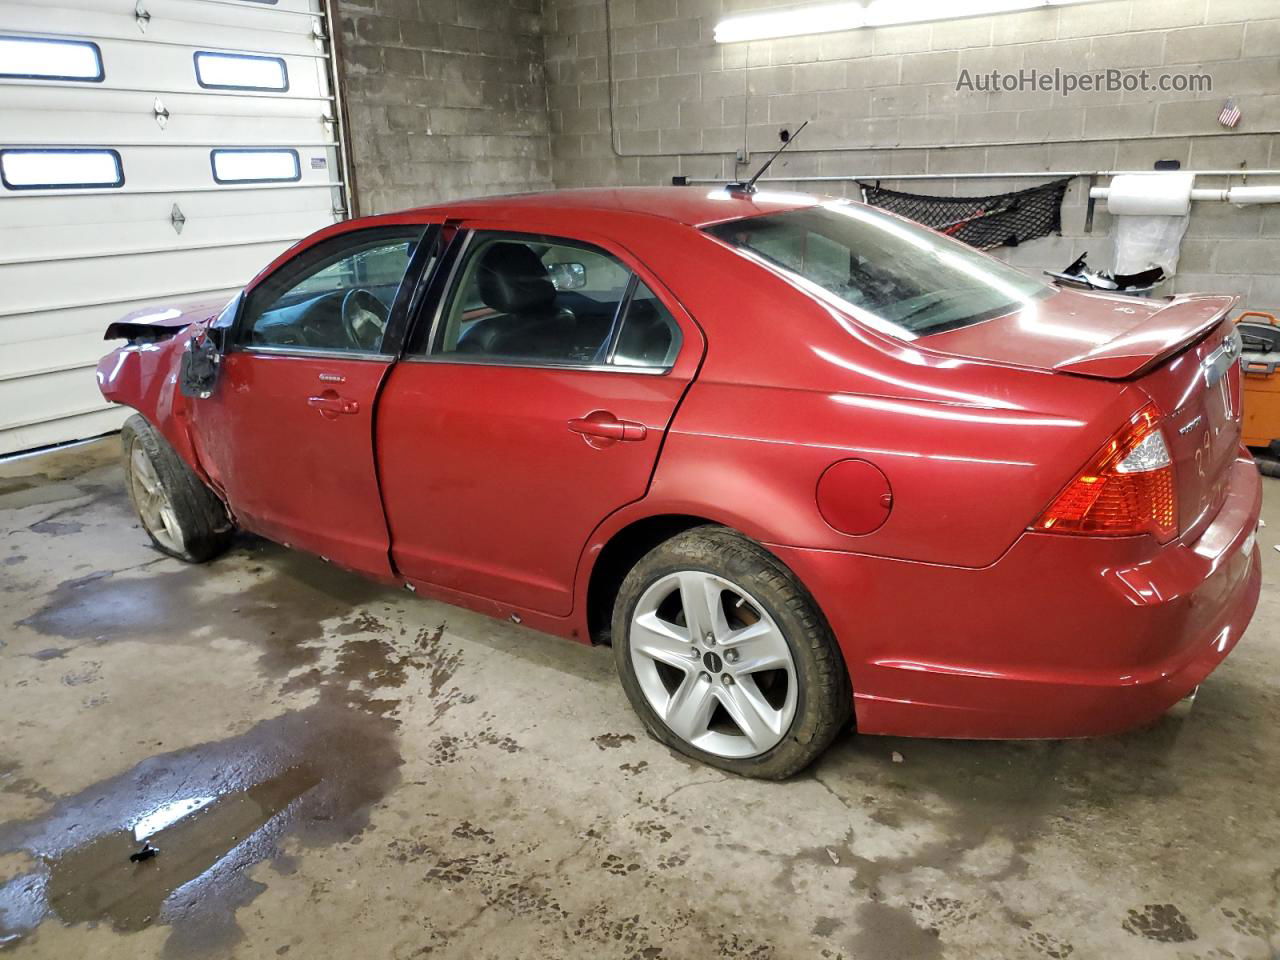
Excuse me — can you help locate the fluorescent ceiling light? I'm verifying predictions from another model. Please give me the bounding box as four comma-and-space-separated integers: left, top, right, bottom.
865, 0, 1047, 25
715, 2, 864, 43
715, 0, 1104, 42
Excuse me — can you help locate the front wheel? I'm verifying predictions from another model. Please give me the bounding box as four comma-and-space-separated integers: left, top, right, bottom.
611, 526, 851, 779
122, 414, 233, 563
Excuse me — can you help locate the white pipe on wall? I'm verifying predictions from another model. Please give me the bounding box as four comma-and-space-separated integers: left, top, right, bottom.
1209, 186, 1280, 206
1088, 185, 1280, 205
686, 170, 1280, 184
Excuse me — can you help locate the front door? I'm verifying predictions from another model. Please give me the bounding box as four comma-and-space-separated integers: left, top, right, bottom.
376, 224, 703, 616
191, 222, 432, 577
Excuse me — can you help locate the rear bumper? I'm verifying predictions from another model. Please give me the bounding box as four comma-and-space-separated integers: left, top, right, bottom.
771, 453, 1263, 739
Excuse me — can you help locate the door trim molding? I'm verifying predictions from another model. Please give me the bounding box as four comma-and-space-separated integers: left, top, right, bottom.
239, 345, 393, 362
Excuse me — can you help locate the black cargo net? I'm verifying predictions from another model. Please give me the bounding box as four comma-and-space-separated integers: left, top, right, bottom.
858, 177, 1072, 250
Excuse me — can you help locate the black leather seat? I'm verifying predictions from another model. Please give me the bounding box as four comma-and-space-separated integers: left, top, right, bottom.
457, 242, 582, 358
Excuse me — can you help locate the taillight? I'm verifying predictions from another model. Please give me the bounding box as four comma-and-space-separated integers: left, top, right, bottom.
1033, 402, 1177, 541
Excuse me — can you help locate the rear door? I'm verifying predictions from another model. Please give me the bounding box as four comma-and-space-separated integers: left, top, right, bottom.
191, 221, 434, 577
377, 222, 704, 616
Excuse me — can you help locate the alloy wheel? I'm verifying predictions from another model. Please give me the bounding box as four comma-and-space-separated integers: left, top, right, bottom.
128, 442, 185, 554
628, 570, 798, 758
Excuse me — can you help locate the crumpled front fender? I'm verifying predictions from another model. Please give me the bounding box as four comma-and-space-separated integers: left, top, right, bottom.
97, 331, 206, 479
97, 297, 233, 479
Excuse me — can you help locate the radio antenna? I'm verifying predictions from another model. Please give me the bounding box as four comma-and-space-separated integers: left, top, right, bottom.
729, 120, 809, 194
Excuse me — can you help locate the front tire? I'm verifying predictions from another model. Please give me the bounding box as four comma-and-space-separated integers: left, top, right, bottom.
121, 414, 233, 563
611, 525, 851, 779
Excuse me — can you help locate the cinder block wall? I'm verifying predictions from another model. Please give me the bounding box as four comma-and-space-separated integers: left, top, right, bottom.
335, 0, 553, 214
542, 0, 1280, 311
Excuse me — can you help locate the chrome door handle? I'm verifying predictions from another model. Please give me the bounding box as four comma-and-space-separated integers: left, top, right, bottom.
307, 391, 359, 418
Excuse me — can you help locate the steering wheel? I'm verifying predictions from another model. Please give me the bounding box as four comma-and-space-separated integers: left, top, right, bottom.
341, 288, 389, 351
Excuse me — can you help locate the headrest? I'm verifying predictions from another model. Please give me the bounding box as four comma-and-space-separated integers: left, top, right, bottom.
476, 242, 556, 314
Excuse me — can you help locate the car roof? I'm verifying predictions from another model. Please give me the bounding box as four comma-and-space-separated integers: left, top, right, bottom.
405, 185, 824, 228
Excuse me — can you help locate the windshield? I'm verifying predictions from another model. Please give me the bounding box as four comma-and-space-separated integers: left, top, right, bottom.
705, 202, 1052, 337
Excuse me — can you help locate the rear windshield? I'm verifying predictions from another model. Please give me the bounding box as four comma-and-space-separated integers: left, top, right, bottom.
705, 202, 1052, 337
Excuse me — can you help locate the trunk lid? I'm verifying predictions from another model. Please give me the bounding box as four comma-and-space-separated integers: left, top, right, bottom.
921, 288, 1243, 540
1138, 318, 1244, 538
920, 288, 1236, 380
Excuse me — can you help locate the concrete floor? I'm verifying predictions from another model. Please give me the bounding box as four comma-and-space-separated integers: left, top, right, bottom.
1, 437, 1278, 960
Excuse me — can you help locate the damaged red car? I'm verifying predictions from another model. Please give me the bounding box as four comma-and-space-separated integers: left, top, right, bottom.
97, 187, 1261, 778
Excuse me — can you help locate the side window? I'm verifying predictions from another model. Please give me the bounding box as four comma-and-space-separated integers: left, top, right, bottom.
431, 232, 678, 370
239, 226, 422, 354
610, 281, 681, 369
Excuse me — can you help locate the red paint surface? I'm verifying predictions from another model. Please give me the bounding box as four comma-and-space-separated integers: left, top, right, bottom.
96, 187, 1262, 740
815, 459, 893, 536
190, 352, 395, 578
378, 360, 697, 616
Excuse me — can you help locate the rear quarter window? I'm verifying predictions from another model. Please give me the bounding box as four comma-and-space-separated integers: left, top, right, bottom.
706, 202, 1051, 337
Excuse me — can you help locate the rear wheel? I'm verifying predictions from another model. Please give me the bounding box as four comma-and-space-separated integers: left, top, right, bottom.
122, 414, 233, 563
612, 526, 851, 779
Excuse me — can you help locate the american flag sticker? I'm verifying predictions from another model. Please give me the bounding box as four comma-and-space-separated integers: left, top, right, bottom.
1219, 98, 1242, 128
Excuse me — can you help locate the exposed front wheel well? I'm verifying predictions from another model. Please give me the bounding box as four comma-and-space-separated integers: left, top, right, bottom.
587, 514, 719, 644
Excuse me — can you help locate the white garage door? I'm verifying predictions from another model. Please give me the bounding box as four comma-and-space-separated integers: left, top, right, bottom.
0, 0, 349, 455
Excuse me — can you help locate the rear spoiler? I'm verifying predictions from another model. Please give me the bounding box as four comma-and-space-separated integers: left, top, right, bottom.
1054, 294, 1237, 379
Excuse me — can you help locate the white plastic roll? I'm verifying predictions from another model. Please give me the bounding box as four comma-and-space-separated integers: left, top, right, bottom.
1227, 185, 1280, 206
1105, 173, 1195, 216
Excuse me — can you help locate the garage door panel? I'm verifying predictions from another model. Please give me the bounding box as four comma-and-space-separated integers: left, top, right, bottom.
2, 186, 339, 229
0, 365, 128, 433
113, 144, 337, 186
0, 407, 129, 456
0, 44, 329, 100
50, 0, 323, 30
0, 290, 239, 354
0, 145, 338, 200
0, 0, 344, 452
2, 340, 108, 383
0, 108, 328, 149
0, 3, 327, 58
1, 210, 330, 267
4, 244, 294, 315
6, 86, 335, 121
2, 329, 179, 382
4, 300, 245, 381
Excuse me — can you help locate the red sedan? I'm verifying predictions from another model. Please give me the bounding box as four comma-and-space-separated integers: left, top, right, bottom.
97, 187, 1262, 778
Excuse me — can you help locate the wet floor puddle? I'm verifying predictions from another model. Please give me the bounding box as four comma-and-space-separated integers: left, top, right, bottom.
0, 689, 402, 955
0, 767, 316, 946
0, 531, 475, 953
42, 766, 320, 932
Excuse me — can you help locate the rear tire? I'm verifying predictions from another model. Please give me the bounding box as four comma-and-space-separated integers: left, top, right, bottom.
611, 525, 851, 779
121, 414, 233, 563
